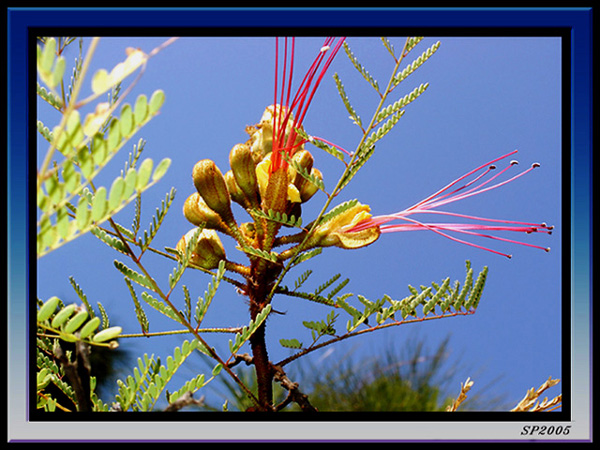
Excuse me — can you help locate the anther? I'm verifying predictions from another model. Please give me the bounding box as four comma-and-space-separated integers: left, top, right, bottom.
320, 45, 330, 52
489, 165, 496, 170
510, 160, 519, 165
532, 162, 541, 168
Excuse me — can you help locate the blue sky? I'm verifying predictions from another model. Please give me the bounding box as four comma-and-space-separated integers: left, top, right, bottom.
37, 35, 563, 411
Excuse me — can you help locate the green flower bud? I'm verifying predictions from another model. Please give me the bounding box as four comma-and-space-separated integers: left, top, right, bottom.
177, 228, 226, 270
229, 143, 259, 207
192, 159, 234, 224
183, 192, 230, 233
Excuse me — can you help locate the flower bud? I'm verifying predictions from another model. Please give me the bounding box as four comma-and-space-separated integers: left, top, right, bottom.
312, 202, 380, 249
183, 192, 229, 233
229, 143, 260, 207
192, 159, 234, 224
300, 167, 322, 203
249, 106, 276, 162
177, 228, 226, 270
289, 149, 314, 195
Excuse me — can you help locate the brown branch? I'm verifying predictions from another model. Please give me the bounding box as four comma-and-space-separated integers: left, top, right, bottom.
273, 364, 317, 412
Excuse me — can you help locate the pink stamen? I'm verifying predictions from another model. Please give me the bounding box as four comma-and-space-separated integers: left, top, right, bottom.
309, 135, 353, 156
345, 151, 552, 258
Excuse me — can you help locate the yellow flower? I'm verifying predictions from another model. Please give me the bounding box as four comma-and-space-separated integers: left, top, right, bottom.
312, 202, 381, 249
256, 153, 302, 203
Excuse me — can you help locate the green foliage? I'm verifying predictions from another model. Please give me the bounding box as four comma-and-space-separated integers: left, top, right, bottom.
114, 339, 209, 411
37, 36, 170, 258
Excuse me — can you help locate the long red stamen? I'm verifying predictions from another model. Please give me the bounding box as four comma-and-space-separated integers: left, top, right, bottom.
271, 37, 345, 174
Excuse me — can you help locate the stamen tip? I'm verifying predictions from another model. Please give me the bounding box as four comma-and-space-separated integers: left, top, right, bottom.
489, 164, 497, 170
545, 247, 551, 252
510, 160, 519, 166
532, 162, 541, 168
320, 45, 330, 52
507, 254, 513, 259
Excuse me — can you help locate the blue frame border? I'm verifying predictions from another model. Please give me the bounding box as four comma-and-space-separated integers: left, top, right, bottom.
7, 7, 593, 442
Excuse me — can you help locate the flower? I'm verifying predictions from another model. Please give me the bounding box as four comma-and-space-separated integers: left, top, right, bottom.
346, 150, 553, 258
177, 228, 226, 270
247, 37, 345, 217
311, 201, 381, 249
269, 37, 346, 173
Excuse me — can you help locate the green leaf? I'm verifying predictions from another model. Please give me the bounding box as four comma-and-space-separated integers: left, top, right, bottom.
51, 304, 77, 328
108, 176, 125, 210
92, 326, 122, 343
75, 196, 91, 230
136, 158, 154, 190
39, 38, 56, 74
119, 103, 134, 137
134, 94, 149, 124
113, 260, 155, 290
91, 69, 110, 95
63, 309, 89, 333
343, 41, 379, 93
333, 72, 362, 128
91, 186, 108, 222
37, 296, 60, 322
279, 338, 303, 349
79, 316, 101, 339
149, 89, 165, 115
152, 158, 171, 182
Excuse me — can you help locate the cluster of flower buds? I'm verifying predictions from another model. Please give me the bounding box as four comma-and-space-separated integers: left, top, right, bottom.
179, 104, 328, 270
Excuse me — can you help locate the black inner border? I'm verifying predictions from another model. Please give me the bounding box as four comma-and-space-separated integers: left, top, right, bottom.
29, 25, 572, 424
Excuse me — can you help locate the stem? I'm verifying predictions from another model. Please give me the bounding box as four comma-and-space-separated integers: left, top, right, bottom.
247, 258, 277, 411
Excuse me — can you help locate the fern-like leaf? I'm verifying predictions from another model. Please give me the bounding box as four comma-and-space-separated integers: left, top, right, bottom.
333, 72, 362, 128
343, 41, 380, 93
